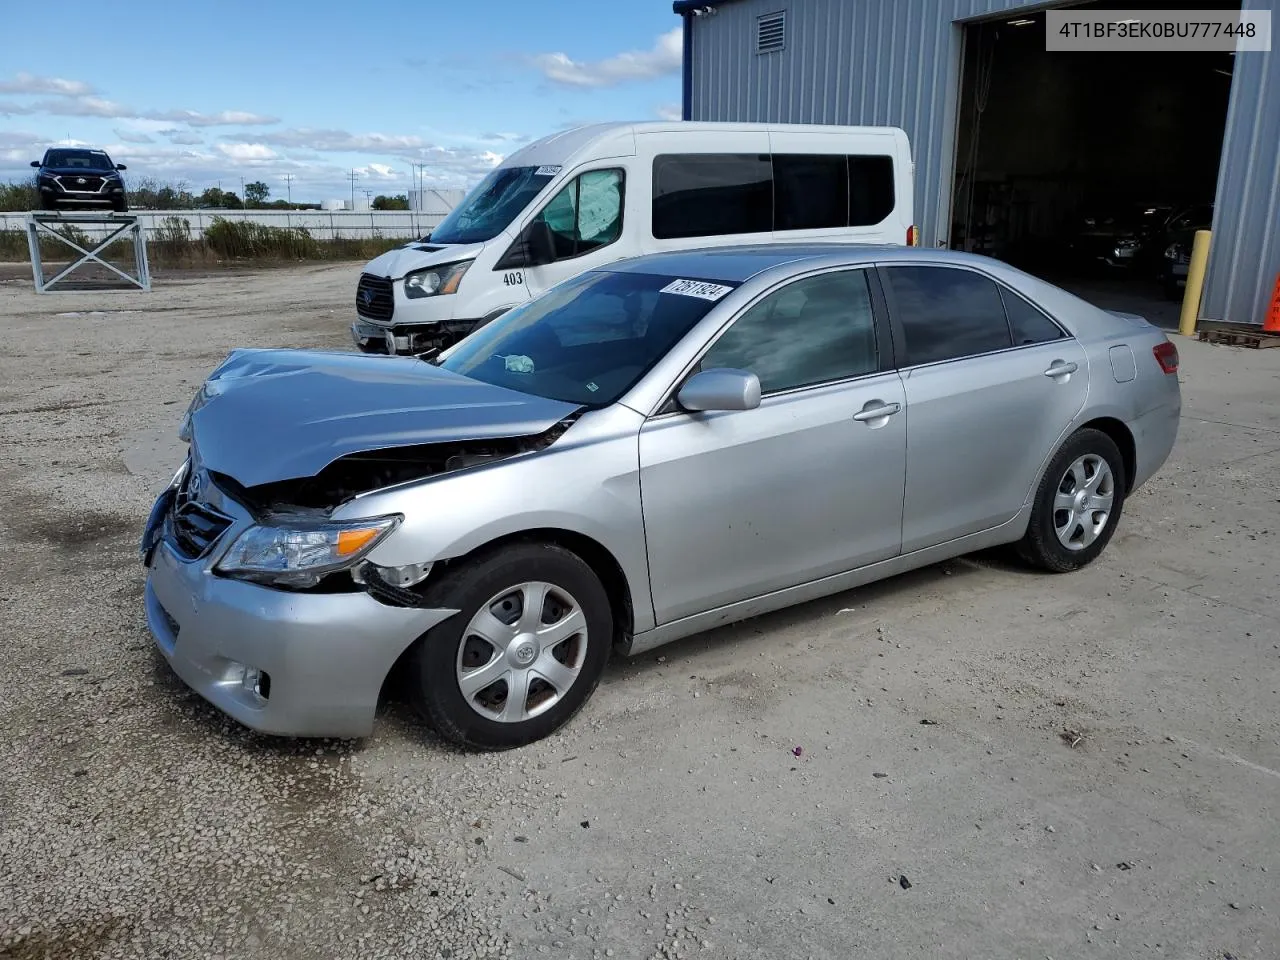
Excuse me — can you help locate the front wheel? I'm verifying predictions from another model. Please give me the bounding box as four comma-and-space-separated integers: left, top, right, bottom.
1017, 428, 1127, 572
409, 542, 613, 749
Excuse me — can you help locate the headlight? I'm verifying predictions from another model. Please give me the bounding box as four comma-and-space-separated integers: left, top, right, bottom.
1163, 244, 1181, 260
404, 261, 471, 299
216, 515, 401, 587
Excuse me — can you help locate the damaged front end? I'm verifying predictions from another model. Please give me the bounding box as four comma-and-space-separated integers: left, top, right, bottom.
150, 346, 585, 606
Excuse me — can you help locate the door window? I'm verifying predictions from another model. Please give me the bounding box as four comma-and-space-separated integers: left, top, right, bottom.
652, 154, 773, 239
527, 168, 625, 263
699, 270, 879, 394
881, 266, 1013, 366
1000, 286, 1066, 345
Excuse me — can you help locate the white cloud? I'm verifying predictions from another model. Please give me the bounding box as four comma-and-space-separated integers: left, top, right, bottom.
655, 103, 682, 122
148, 109, 278, 127
0, 100, 36, 116
162, 129, 205, 145
114, 128, 156, 144
215, 143, 278, 162
35, 95, 133, 118
0, 73, 95, 96
533, 28, 682, 88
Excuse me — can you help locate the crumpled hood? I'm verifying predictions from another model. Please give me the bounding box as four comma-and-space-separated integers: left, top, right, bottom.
186, 348, 580, 487
362, 241, 486, 281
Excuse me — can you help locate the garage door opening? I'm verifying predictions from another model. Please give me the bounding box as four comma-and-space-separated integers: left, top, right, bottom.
950, 0, 1237, 318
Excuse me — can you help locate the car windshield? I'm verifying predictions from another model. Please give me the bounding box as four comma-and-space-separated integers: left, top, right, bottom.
437, 270, 738, 406
45, 149, 112, 169
428, 165, 557, 245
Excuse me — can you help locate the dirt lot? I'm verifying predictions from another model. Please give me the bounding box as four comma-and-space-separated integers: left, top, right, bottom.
1, 263, 1277, 960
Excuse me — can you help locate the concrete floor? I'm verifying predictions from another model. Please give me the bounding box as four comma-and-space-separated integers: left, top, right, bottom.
0, 264, 1276, 960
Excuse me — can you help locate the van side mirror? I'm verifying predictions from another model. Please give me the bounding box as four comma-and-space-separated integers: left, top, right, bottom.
496, 219, 557, 270
677, 368, 761, 412
30, 160, 40, 167
116, 163, 127, 171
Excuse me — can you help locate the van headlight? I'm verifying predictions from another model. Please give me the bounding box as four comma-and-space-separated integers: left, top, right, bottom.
216, 515, 401, 587
404, 261, 472, 299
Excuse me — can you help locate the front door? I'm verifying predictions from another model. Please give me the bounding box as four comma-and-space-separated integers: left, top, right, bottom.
638, 268, 908, 625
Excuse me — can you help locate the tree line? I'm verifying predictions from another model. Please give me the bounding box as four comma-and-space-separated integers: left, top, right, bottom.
0, 176, 411, 212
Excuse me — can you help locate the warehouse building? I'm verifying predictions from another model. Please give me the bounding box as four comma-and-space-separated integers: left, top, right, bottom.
673, 0, 1279, 327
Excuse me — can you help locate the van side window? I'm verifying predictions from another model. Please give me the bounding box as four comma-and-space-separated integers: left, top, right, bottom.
773, 155, 848, 230
534, 168, 625, 261
652, 154, 772, 239
653, 152, 897, 239
848, 156, 895, 226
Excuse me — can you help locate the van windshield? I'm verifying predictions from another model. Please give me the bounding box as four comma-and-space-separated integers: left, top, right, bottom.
428, 166, 557, 245
437, 270, 736, 407
45, 149, 113, 169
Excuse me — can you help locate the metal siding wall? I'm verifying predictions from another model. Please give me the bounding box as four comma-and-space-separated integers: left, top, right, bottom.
690, 0, 1279, 324
1201, 0, 1280, 326
688, 0, 1041, 249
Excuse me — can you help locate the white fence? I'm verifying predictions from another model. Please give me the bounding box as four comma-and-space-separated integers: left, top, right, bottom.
0, 208, 456, 242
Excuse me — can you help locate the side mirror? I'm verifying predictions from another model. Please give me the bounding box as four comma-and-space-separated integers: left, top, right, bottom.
116, 163, 127, 171
525, 219, 555, 266
677, 368, 761, 413
30, 160, 40, 167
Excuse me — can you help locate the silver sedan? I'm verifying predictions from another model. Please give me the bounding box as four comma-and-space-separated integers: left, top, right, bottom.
141, 244, 1181, 748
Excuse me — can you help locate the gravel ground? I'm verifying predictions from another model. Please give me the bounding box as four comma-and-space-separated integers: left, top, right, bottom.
1, 263, 1277, 960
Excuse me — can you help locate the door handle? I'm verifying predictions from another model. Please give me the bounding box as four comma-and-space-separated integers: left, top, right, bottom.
1043, 360, 1078, 378
853, 401, 902, 422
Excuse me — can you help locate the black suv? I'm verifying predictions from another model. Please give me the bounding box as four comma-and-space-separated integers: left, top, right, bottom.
31, 147, 129, 212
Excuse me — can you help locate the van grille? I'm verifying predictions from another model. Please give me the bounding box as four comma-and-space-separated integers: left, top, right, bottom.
57, 175, 105, 193
356, 273, 394, 321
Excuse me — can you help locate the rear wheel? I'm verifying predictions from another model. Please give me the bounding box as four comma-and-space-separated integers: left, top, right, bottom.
409, 542, 612, 749
1017, 428, 1127, 572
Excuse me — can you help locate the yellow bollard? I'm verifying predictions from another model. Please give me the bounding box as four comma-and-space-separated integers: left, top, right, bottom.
1178, 228, 1212, 337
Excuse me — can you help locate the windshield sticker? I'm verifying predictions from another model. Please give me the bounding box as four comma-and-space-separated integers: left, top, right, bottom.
659, 279, 734, 302
535, 165, 562, 177
502, 354, 535, 374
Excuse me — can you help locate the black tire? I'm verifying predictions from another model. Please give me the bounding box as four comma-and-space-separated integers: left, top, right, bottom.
1017, 428, 1127, 573
112, 198, 128, 213
41, 197, 60, 212
409, 541, 613, 749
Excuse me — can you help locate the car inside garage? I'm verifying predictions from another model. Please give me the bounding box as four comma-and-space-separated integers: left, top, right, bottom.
950, 0, 1237, 307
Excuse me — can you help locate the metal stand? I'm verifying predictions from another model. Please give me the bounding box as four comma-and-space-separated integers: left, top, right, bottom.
26, 212, 151, 293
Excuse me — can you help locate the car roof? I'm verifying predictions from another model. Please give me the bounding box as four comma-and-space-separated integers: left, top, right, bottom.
600, 243, 1012, 284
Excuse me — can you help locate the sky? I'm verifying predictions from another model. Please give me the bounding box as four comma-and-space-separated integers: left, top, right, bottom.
0, 0, 683, 203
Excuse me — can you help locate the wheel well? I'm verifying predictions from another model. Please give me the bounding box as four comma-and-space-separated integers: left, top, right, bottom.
445, 529, 635, 645
1078, 417, 1136, 492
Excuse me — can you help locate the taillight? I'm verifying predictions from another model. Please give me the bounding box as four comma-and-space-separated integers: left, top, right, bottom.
906, 225, 918, 247
1153, 341, 1179, 374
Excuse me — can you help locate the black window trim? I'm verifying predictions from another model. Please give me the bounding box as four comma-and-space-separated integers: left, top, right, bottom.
875, 262, 1075, 371
495, 165, 627, 270
650, 264, 895, 419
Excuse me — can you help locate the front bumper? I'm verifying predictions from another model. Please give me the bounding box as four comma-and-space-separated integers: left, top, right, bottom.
143, 501, 458, 738
351, 317, 481, 356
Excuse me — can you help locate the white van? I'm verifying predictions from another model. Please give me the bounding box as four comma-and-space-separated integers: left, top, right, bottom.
351, 121, 916, 355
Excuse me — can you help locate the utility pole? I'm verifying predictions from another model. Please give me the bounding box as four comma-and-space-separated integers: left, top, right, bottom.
281, 173, 295, 205
346, 169, 359, 211
239, 177, 245, 207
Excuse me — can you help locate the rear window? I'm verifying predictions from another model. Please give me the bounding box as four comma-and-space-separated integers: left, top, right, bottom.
438, 270, 737, 406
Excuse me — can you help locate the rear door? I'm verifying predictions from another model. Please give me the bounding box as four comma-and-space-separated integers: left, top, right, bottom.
878, 263, 1089, 552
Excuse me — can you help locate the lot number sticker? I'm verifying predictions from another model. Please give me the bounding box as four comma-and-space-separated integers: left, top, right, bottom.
659, 279, 734, 301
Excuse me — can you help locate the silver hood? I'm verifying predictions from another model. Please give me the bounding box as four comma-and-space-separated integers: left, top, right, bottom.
186, 348, 580, 488
362, 241, 486, 280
